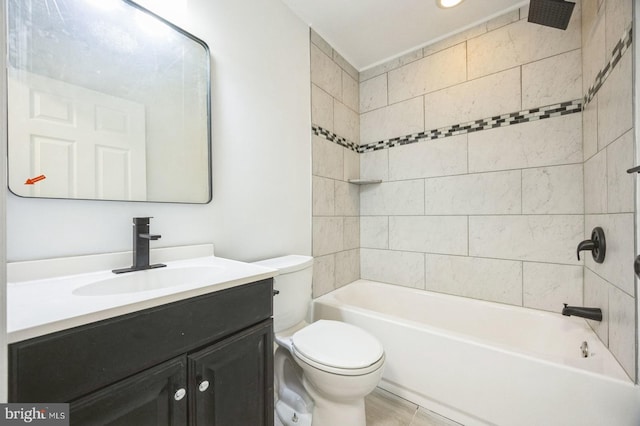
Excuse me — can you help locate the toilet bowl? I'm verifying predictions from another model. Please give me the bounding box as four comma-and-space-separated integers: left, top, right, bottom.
253, 255, 384, 426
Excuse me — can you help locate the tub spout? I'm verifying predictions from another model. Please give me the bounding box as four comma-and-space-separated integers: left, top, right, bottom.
562, 304, 602, 321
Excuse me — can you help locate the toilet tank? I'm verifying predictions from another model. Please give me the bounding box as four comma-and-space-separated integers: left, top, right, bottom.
253, 255, 313, 333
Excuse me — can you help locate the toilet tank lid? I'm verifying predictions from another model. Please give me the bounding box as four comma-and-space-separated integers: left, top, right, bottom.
253, 255, 313, 274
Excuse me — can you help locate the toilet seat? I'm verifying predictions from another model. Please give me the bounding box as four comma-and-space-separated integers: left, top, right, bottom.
291, 320, 384, 376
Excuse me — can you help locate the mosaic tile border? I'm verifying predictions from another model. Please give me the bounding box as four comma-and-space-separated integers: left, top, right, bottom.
358, 100, 581, 153
584, 25, 633, 106
312, 100, 582, 154
311, 126, 360, 152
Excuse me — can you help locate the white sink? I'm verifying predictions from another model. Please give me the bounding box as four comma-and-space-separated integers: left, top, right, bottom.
72, 266, 223, 296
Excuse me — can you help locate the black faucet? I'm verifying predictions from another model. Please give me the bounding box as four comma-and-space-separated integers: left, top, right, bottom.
562, 304, 602, 322
112, 217, 166, 274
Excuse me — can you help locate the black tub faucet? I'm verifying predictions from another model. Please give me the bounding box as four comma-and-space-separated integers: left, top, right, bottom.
113, 217, 166, 274
562, 304, 602, 322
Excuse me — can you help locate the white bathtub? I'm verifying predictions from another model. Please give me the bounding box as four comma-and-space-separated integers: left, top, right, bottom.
312, 280, 640, 426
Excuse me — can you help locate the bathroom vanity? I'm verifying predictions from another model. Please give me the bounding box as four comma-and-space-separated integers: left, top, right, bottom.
7, 249, 276, 426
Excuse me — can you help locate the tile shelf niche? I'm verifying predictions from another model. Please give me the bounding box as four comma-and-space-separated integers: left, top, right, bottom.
348, 179, 382, 185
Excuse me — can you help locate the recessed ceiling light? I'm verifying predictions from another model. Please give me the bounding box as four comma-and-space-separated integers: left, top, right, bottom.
436, 0, 465, 8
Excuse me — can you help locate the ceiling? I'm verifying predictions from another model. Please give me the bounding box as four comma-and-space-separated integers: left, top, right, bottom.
281, 0, 528, 71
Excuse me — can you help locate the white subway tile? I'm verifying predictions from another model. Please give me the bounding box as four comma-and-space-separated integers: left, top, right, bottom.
608, 284, 636, 379
486, 9, 520, 31
584, 267, 609, 344
312, 135, 343, 180
360, 74, 388, 113
344, 149, 360, 181
585, 214, 635, 295
522, 165, 583, 214
582, 96, 598, 161
342, 71, 359, 113
424, 68, 521, 130
312, 176, 334, 216
584, 150, 607, 214
598, 51, 632, 150
310, 29, 332, 58
388, 43, 467, 104
469, 215, 584, 265
425, 254, 522, 305
423, 23, 486, 57
310, 43, 342, 100
582, 1, 606, 95
468, 114, 582, 173
360, 97, 424, 145
389, 135, 467, 180
523, 263, 583, 313
361, 248, 425, 289
360, 149, 388, 181
336, 249, 360, 287
311, 84, 333, 131
359, 49, 423, 82
313, 254, 335, 297
522, 49, 582, 110
360, 180, 425, 216
360, 216, 388, 249
605, 0, 632, 55
467, 8, 581, 79
343, 217, 360, 250
333, 50, 359, 82
334, 100, 359, 144
425, 170, 521, 215
312, 217, 343, 256
390, 216, 467, 255
335, 180, 359, 216
607, 130, 634, 213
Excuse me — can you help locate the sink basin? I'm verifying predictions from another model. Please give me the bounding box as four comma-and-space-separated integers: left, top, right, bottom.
73, 266, 223, 296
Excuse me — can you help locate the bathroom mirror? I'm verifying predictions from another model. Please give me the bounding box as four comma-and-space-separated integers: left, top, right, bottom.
6, 0, 211, 203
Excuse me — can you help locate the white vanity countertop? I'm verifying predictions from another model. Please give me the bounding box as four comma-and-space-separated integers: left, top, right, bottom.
8, 252, 278, 343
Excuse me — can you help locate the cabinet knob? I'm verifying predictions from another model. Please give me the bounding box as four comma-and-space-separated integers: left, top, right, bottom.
174, 388, 187, 401
198, 380, 210, 392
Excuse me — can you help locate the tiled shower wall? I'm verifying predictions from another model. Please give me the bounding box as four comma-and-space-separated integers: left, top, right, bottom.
357, 0, 635, 379
310, 30, 361, 297
359, 5, 584, 310
581, 0, 635, 378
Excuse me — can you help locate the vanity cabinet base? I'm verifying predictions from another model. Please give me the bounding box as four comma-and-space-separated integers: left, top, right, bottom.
9, 279, 274, 426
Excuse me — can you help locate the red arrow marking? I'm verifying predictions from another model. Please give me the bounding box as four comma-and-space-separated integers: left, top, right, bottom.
24, 174, 46, 185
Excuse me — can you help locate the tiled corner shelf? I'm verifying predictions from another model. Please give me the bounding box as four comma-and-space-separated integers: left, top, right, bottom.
348, 179, 382, 185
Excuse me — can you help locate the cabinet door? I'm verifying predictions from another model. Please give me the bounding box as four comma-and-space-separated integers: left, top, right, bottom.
189, 320, 274, 426
69, 356, 188, 426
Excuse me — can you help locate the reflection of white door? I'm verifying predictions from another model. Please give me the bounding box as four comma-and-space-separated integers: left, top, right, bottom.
8, 70, 147, 200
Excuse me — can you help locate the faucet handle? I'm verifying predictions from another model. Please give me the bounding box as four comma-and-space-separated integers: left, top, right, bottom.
133, 217, 153, 225
139, 233, 161, 240
576, 227, 606, 263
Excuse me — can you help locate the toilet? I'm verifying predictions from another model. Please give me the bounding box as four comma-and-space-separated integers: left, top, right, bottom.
253, 255, 385, 426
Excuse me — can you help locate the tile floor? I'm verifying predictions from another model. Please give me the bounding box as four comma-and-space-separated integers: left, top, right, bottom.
364, 388, 462, 426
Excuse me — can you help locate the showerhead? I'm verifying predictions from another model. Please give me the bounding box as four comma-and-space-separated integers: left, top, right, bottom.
527, 0, 575, 30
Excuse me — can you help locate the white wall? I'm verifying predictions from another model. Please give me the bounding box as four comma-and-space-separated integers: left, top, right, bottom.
6, 0, 311, 263
0, 0, 8, 401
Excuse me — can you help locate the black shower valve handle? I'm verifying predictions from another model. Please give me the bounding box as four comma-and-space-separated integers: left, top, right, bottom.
576, 240, 595, 261
576, 227, 606, 264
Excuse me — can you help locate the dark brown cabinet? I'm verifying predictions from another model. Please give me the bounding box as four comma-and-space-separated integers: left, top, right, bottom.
189, 321, 272, 426
70, 357, 188, 426
9, 279, 274, 426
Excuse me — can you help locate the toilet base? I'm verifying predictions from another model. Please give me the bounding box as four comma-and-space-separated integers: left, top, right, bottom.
307, 391, 367, 426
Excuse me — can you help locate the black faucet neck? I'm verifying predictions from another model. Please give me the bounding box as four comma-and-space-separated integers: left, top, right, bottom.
113, 217, 166, 274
